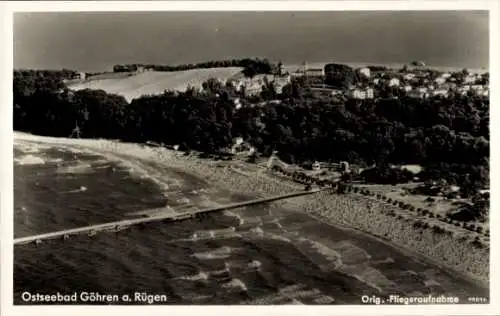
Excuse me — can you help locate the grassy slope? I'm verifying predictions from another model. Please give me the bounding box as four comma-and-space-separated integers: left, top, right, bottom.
67, 67, 243, 101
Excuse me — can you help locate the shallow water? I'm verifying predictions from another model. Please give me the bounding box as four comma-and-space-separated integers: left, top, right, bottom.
13, 140, 488, 305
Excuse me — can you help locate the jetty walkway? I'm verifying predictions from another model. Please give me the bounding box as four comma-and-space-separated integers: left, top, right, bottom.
14, 189, 325, 245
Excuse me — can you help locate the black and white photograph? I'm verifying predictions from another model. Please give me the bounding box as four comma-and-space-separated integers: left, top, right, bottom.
2, 1, 497, 313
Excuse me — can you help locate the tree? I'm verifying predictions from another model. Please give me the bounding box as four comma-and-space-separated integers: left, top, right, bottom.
13, 62, 489, 191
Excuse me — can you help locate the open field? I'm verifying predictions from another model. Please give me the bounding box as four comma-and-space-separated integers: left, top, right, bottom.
67, 67, 243, 101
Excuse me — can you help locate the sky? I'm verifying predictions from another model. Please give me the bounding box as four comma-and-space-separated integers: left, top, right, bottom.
13, 11, 489, 72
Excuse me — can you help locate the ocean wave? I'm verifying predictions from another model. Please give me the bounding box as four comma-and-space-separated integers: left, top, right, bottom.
297, 239, 395, 293
423, 278, 441, 287
289, 298, 304, 304
178, 271, 209, 281
176, 197, 190, 204
15, 142, 54, 154
56, 163, 93, 174
313, 295, 335, 304
372, 257, 395, 265
192, 227, 239, 240
63, 186, 88, 193
249, 284, 322, 304
330, 241, 372, 265
221, 278, 248, 291
349, 266, 396, 293
126, 206, 177, 217
249, 227, 264, 235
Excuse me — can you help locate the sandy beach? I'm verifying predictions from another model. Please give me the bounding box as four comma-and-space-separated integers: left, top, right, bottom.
13, 132, 489, 289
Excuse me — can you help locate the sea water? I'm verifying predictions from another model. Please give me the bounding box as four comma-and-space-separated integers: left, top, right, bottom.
13, 141, 488, 305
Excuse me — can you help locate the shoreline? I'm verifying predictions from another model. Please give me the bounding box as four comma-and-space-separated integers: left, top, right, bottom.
13, 132, 489, 290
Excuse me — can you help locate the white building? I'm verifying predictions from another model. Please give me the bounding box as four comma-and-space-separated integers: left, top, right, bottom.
403, 73, 416, 80
464, 75, 477, 84
366, 88, 374, 99
244, 85, 262, 96
274, 75, 291, 94
305, 68, 325, 77
350, 88, 374, 99
403, 85, 412, 92
432, 89, 449, 97
434, 77, 446, 85
277, 75, 291, 84
349, 89, 363, 99
373, 78, 380, 85
251, 74, 271, 85
358, 67, 371, 78
233, 98, 242, 110
389, 78, 400, 87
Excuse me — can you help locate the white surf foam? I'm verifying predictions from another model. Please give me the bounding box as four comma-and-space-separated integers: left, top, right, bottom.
289, 298, 304, 304
192, 246, 233, 260
221, 278, 247, 291
279, 284, 304, 294
177, 197, 190, 204
350, 266, 396, 293
424, 278, 441, 287
15, 142, 53, 154
178, 271, 209, 281
180, 294, 212, 302
402, 270, 419, 276
330, 241, 372, 265
224, 211, 246, 225
193, 227, 239, 240
372, 257, 395, 265
247, 260, 262, 270
64, 186, 88, 194
15, 155, 45, 165
305, 239, 343, 269
313, 295, 335, 304
127, 206, 177, 217
285, 288, 322, 300
266, 233, 292, 243
249, 226, 264, 235
56, 163, 93, 174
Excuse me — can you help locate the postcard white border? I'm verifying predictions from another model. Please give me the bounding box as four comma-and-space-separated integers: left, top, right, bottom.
1, 1, 498, 316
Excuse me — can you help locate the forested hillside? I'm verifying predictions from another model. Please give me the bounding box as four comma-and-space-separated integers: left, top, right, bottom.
13, 62, 489, 194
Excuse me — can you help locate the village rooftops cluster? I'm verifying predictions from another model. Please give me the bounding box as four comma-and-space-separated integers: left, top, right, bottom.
229, 73, 292, 96
374, 67, 489, 99
348, 66, 489, 100
289, 63, 489, 100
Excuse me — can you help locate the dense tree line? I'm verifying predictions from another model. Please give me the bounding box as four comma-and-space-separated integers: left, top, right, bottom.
324, 63, 360, 89
13, 66, 489, 190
